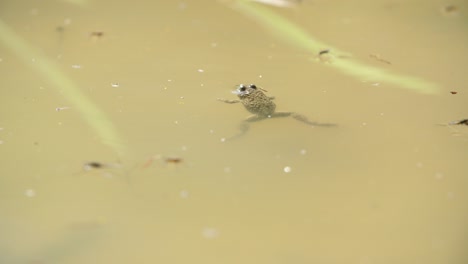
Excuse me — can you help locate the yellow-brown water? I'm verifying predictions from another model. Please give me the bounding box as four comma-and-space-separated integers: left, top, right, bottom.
1, 0, 467, 263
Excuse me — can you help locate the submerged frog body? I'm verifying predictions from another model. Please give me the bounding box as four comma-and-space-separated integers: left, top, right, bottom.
218, 84, 333, 139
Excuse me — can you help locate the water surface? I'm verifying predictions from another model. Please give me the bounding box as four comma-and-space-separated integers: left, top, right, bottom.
1, 0, 467, 263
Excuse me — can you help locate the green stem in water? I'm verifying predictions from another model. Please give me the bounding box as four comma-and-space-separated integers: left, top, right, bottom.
231, 1, 440, 94
0, 19, 126, 156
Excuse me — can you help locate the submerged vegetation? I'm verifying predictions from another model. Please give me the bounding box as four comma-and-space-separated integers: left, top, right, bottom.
0, 19, 126, 156
230, 0, 440, 94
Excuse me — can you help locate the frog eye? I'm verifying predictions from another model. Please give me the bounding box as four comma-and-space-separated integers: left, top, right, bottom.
239, 85, 247, 92
249, 84, 257, 89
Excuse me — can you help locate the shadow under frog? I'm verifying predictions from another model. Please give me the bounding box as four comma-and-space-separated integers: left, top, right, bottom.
218, 84, 335, 140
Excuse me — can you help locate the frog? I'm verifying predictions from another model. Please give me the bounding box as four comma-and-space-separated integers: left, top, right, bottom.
218, 84, 333, 139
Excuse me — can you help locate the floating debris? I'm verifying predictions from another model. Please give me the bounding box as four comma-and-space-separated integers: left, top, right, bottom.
83, 161, 122, 171
79, 161, 127, 181
450, 91, 458, 94
90, 31, 104, 38
165, 157, 183, 164
142, 155, 161, 168
317, 49, 335, 62
449, 119, 468, 126
111, 83, 120, 88
441, 5, 459, 16
369, 53, 391, 65
83, 161, 106, 170
283, 166, 292, 173
142, 155, 184, 168
89, 31, 104, 42
318, 49, 330, 56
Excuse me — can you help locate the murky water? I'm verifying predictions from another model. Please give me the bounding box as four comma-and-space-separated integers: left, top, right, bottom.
1, 0, 467, 263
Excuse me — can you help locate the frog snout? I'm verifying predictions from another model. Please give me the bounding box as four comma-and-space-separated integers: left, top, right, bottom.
232, 89, 250, 96
232, 89, 243, 95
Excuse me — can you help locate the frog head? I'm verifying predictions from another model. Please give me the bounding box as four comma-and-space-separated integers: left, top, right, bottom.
232, 84, 259, 98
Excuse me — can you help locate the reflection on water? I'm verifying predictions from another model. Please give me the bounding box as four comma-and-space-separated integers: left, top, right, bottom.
1, 0, 468, 263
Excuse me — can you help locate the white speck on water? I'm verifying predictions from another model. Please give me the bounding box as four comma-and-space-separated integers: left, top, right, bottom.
0, 140, 4, 145
0, 58, 3, 62
180, 190, 189, 199
56, 106, 70, 111
372, 82, 380, 86
174, 120, 179, 125
361, 122, 367, 126
180, 96, 184, 99
63, 18, 72, 25
447, 192, 455, 200
283, 166, 292, 173
223, 167, 231, 173
25, 189, 36, 198
200, 83, 204, 87
209, 129, 214, 134
111, 83, 120, 88
258, 75, 263, 78
178, 2, 187, 9
434, 172, 444, 180
102, 172, 113, 179
220, 138, 226, 142
181, 145, 188, 151
71, 64, 81, 69
416, 162, 423, 168
167, 79, 172, 82
300, 149, 307, 155
197, 69, 204, 73
202, 227, 219, 239
341, 18, 352, 24
380, 112, 384, 116
210, 42, 218, 48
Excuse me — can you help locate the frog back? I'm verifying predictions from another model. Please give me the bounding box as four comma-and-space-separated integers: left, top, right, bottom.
242, 91, 276, 116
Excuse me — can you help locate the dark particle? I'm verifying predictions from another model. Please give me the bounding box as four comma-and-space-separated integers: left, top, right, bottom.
318, 49, 330, 55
